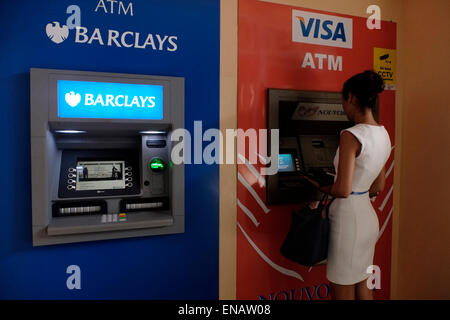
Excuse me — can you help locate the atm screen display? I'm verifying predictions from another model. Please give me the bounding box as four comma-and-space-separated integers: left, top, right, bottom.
76, 161, 126, 191
278, 154, 295, 172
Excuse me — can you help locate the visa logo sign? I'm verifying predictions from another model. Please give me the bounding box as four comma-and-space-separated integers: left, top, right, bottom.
58, 80, 164, 120
292, 10, 353, 49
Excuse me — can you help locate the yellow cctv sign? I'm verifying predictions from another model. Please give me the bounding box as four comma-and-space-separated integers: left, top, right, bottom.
374, 47, 396, 90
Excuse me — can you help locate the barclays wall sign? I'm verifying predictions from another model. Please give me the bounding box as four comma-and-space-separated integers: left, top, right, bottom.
45, 1, 179, 52
58, 80, 164, 120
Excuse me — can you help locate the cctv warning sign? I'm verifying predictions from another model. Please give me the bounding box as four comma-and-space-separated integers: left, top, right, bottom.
374, 47, 396, 90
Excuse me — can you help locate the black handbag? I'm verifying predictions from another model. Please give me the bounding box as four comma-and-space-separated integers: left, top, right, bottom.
280, 194, 335, 266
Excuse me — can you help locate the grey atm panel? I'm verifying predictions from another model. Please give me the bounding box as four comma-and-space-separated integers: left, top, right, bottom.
266, 89, 371, 204
30, 68, 184, 246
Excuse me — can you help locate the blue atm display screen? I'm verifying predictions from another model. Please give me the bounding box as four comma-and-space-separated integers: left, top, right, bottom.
278, 154, 295, 172
58, 80, 163, 120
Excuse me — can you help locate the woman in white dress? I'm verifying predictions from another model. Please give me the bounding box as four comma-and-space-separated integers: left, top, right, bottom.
308, 70, 392, 300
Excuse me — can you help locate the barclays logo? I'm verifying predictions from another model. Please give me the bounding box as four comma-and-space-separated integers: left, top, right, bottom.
64, 91, 157, 108
292, 10, 353, 49
65, 91, 81, 107
44, 3, 178, 52
46, 21, 69, 44
45, 5, 81, 44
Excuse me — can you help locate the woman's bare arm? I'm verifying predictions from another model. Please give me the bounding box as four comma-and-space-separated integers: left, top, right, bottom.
329, 131, 360, 198
319, 184, 333, 194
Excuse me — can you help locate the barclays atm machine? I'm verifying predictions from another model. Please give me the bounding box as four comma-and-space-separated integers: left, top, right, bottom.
30, 68, 184, 246
266, 89, 379, 205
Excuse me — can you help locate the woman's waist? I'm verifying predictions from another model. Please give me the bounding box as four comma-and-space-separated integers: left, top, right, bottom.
331, 192, 371, 208
350, 190, 369, 196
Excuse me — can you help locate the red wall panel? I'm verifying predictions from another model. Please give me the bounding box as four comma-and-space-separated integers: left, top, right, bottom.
237, 0, 396, 300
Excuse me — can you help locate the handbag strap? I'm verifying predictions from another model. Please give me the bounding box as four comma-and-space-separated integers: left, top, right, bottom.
316, 193, 335, 218
317, 193, 329, 210
324, 197, 336, 219
308, 194, 334, 216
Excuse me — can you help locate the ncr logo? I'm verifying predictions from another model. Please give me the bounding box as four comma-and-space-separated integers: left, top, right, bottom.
65, 91, 81, 107
292, 10, 353, 49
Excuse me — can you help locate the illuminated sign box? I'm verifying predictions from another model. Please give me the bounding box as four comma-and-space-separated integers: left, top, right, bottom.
58, 80, 164, 120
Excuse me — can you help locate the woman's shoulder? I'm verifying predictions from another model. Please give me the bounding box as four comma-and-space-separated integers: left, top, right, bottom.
342, 123, 385, 135
340, 123, 368, 137
340, 124, 389, 149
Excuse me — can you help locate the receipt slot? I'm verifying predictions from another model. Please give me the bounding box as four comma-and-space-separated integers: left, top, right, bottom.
30, 68, 184, 246
266, 89, 365, 204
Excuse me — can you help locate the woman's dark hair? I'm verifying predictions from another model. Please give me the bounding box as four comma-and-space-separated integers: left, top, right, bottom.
342, 70, 384, 111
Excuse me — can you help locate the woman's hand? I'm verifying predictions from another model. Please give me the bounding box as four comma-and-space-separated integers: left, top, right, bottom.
303, 176, 334, 195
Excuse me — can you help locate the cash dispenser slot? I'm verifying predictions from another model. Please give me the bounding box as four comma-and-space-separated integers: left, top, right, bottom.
52, 200, 107, 217
120, 197, 169, 213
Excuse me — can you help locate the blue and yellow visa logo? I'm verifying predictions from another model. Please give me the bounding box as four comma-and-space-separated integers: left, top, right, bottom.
58, 80, 164, 120
292, 10, 353, 49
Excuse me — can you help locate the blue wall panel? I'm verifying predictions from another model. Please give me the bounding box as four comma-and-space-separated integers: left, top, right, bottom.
0, 0, 219, 299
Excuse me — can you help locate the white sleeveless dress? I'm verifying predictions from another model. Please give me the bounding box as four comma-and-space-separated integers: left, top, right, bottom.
326, 124, 391, 285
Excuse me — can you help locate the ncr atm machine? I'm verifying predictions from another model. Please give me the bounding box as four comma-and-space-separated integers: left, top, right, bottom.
266, 89, 378, 205
30, 68, 184, 246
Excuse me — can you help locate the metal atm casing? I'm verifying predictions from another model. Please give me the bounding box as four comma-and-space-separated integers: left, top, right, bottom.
30, 68, 184, 246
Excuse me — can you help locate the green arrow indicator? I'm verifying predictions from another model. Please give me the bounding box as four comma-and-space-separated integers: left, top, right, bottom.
149, 158, 165, 172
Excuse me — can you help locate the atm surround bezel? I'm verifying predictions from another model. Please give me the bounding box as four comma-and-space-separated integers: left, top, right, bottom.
30, 68, 185, 246
267, 89, 356, 204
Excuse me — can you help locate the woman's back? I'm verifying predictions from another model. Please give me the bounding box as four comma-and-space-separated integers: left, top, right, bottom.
333, 123, 391, 192
328, 123, 391, 286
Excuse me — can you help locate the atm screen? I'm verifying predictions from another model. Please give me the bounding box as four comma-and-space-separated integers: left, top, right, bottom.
278, 154, 295, 172
76, 160, 126, 191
